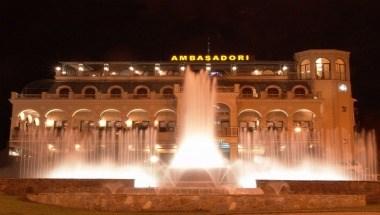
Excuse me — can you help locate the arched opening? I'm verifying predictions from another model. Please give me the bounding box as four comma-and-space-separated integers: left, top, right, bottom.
99, 109, 123, 128
292, 109, 316, 131
238, 109, 262, 131
266, 109, 288, 131
293, 86, 308, 97
72, 109, 95, 131
134, 86, 149, 99
57, 87, 70, 98
17, 109, 40, 128
83, 87, 97, 99
215, 103, 231, 136
155, 109, 176, 132
109, 87, 122, 98
126, 109, 150, 130
240, 86, 258, 98
45, 109, 68, 128
300, 59, 311, 79
335, 59, 346, 81
162, 87, 174, 98
266, 86, 281, 98
315, 58, 330, 79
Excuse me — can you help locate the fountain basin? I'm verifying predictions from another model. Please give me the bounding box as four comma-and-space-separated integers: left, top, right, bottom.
26, 192, 365, 213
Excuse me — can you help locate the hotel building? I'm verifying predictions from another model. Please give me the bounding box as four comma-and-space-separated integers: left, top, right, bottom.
9, 49, 354, 162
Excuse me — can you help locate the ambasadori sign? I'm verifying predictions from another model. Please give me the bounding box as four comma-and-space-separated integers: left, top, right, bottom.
170, 54, 251, 62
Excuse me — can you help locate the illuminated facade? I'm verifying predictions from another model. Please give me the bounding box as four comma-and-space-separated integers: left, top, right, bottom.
9, 49, 354, 162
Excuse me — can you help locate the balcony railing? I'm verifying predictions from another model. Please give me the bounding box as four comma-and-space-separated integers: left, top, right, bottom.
54, 61, 296, 79
12, 91, 321, 100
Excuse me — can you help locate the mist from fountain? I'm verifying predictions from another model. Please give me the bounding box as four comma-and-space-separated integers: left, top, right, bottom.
16, 126, 158, 187
237, 128, 377, 183
10, 67, 378, 188
170, 69, 226, 169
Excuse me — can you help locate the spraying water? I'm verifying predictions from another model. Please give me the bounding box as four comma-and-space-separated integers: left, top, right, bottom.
170, 69, 225, 169
11, 68, 378, 187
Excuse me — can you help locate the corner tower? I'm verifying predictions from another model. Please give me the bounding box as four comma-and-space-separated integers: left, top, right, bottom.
294, 49, 354, 162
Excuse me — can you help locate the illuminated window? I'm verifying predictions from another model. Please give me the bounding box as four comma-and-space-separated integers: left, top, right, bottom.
335, 59, 346, 81
315, 58, 330, 79
300, 59, 311, 79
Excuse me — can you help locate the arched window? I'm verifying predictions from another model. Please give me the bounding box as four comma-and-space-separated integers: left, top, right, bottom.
110, 88, 122, 98
238, 109, 262, 131
58, 88, 70, 98
293, 109, 316, 131
315, 58, 330, 79
240, 86, 258, 98
135, 87, 149, 98
335, 59, 346, 81
300, 59, 311, 79
294, 87, 306, 97
242, 87, 253, 97
162, 87, 174, 98
267, 87, 280, 97
84, 88, 96, 99
266, 109, 288, 131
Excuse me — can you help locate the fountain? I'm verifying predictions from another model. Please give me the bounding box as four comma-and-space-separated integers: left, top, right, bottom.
1, 67, 378, 213
167, 69, 229, 187
15, 126, 158, 187
9, 67, 378, 185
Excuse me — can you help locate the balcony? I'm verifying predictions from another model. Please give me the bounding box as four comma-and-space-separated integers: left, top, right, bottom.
54, 61, 297, 80
11, 90, 321, 101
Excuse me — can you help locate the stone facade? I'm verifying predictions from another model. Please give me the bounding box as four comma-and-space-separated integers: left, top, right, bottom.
26, 192, 365, 213
258, 180, 380, 204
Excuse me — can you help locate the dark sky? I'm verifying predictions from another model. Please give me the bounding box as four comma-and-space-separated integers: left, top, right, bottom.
1, 0, 380, 148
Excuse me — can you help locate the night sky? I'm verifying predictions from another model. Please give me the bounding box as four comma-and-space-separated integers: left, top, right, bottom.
1, 0, 380, 149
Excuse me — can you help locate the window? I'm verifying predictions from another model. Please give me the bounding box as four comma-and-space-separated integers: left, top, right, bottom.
335, 59, 346, 81
267, 121, 284, 131
294, 87, 306, 97
58, 88, 70, 98
134, 121, 150, 130
241, 87, 253, 97
158, 121, 176, 132
240, 121, 259, 131
300, 59, 311, 79
267, 87, 280, 97
84, 88, 96, 99
240, 87, 258, 98
110, 88, 122, 98
135, 87, 149, 98
315, 58, 330, 79
162, 87, 174, 98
